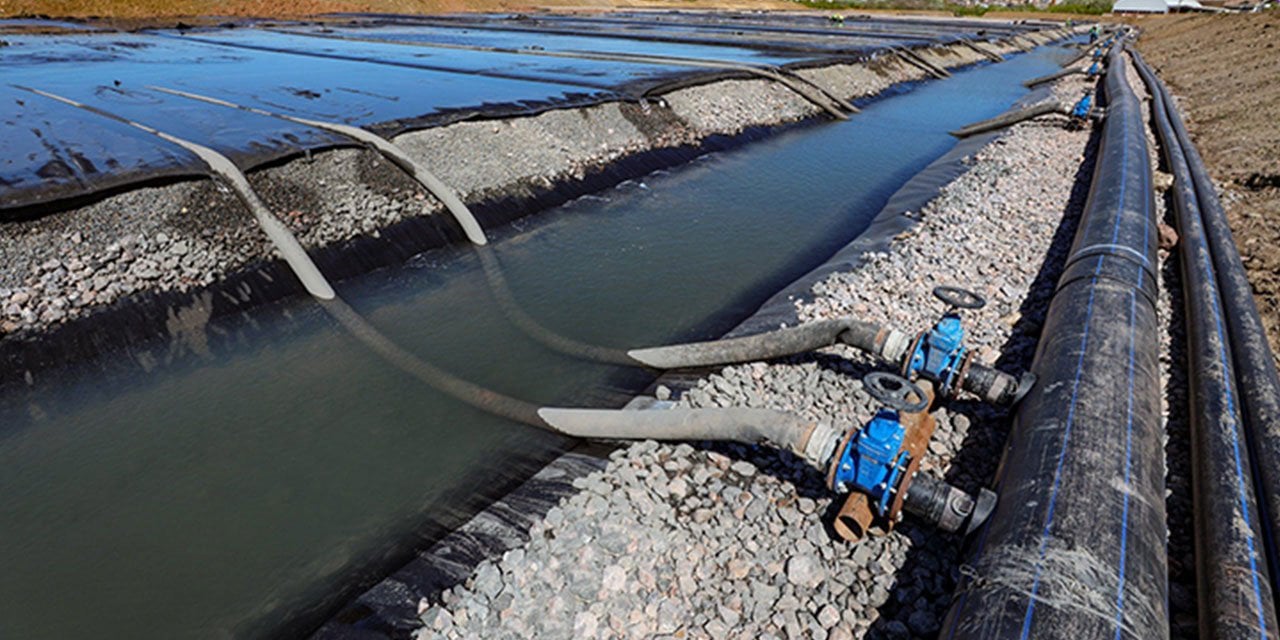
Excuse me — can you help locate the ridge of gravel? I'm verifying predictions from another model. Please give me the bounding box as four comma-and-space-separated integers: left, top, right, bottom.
0, 29, 1066, 352
408, 74, 1100, 640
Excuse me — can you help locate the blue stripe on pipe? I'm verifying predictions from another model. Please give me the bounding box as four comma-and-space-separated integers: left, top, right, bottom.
1018, 265, 1100, 640
1202, 207, 1270, 638
1020, 87, 1134, 640
1114, 290, 1136, 640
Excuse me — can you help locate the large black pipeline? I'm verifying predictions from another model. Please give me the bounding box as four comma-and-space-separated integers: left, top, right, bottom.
1135, 51, 1280, 637
942, 43, 1168, 639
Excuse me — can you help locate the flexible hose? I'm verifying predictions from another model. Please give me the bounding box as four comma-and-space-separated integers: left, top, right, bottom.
1023, 66, 1086, 88
960, 38, 1005, 63
14, 86, 337, 301
475, 246, 636, 365
538, 406, 842, 470
949, 101, 1068, 138
626, 318, 897, 368
893, 47, 950, 79
146, 86, 489, 246
15, 87, 864, 475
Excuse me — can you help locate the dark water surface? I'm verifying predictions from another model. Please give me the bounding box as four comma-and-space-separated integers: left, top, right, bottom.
0, 44, 1070, 639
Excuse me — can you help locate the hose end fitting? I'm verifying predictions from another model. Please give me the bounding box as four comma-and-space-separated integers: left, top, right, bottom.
901, 474, 998, 535
958, 364, 1034, 407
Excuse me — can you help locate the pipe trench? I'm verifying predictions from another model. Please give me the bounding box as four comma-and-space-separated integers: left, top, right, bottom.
942, 42, 1168, 640
1134, 51, 1280, 638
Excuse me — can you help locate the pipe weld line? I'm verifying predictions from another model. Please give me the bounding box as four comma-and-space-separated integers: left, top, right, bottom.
1064, 243, 1157, 283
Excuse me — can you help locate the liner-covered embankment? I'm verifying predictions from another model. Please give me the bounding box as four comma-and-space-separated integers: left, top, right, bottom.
0, 21, 1069, 381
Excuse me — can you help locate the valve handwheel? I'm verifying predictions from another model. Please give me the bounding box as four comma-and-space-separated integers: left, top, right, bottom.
933, 285, 986, 310
863, 372, 929, 413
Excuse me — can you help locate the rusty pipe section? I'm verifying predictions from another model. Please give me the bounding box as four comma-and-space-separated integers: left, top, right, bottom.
942, 42, 1168, 640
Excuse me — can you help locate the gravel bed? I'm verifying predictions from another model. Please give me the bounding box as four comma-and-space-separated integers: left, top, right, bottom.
411, 74, 1101, 640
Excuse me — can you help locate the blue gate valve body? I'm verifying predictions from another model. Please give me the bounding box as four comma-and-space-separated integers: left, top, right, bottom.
905, 313, 967, 396
1072, 93, 1094, 120
1087, 61, 1101, 77
831, 409, 909, 516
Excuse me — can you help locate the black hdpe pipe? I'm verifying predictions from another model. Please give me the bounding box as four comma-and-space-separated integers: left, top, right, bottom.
1136, 51, 1280, 637
942, 43, 1169, 640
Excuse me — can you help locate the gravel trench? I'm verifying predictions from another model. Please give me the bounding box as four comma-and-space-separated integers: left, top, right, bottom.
411, 73, 1114, 640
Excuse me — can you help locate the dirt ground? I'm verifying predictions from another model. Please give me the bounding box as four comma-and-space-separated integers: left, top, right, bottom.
1134, 12, 1280, 359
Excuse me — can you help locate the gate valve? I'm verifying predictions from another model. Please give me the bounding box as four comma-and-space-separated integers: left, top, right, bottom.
1086, 61, 1101, 77
1092, 47, 1105, 60
829, 373, 928, 516
902, 286, 985, 398
1069, 90, 1096, 130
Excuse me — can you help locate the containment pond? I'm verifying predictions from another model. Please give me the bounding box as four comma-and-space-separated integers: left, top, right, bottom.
0, 42, 1068, 639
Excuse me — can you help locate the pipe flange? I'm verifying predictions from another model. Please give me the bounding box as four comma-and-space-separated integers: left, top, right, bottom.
826, 426, 860, 493
888, 457, 924, 524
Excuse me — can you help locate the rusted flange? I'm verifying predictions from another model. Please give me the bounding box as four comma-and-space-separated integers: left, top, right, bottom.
832, 380, 938, 543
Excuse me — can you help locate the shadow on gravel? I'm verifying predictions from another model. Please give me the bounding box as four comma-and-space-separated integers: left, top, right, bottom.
1156, 175, 1197, 640
863, 121, 1104, 640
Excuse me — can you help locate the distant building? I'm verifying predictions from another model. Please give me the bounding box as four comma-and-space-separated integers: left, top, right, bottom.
1112, 0, 1168, 12
1112, 0, 1212, 11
